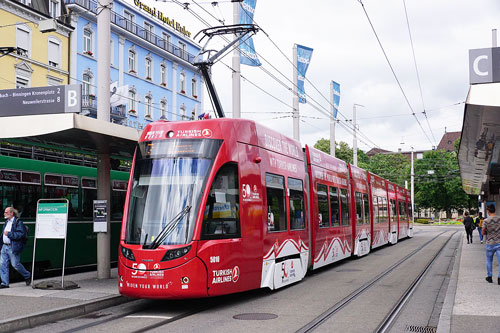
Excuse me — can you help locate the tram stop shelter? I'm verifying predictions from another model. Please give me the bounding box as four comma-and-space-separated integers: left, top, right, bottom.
458, 82, 500, 205
0, 112, 141, 278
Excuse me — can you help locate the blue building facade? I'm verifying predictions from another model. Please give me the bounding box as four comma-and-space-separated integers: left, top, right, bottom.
65, 0, 203, 130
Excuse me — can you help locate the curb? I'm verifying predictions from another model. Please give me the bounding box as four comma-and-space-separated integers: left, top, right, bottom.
0, 294, 132, 332
436, 231, 463, 333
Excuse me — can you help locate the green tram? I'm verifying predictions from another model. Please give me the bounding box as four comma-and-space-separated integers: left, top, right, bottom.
0, 153, 129, 277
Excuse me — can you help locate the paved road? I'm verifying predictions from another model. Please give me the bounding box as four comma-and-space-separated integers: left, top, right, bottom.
22, 226, 457, 333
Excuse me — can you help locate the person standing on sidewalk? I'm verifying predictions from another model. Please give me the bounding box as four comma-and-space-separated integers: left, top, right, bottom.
0, 207, 31, 288
482, 204, 500, 284
476, 212, 484, 244
463, 211, 474, 244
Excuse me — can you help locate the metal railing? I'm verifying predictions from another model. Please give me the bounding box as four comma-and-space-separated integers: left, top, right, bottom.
65, 0, 196, 64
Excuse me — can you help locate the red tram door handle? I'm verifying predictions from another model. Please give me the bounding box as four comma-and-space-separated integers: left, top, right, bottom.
254, 156, 262, 163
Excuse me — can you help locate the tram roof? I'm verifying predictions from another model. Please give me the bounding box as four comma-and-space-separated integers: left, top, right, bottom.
458, 82, 500, 196
0, 113, 140, 158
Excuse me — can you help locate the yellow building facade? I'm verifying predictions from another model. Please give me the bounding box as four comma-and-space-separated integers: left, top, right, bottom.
0, 0, 73, 90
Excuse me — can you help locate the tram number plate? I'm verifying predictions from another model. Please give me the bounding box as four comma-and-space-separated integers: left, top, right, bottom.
210, 256, 220, 263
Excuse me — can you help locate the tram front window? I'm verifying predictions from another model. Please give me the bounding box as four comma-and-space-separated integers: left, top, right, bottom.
126, 139, 221, 247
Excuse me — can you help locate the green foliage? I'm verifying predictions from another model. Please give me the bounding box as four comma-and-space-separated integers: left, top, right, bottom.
416, 218, 429, 224
365, 153, 410, 186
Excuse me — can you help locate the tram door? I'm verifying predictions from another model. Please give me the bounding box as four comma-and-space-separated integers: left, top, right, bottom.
198, 144, 262, 296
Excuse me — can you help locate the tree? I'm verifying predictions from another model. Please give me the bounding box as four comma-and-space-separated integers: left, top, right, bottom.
313, 139, 369, 167
365, 153, 410, 186
413, 150, 473, 218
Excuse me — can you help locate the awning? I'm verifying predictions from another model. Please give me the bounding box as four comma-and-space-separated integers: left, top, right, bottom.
0, 113, 141, 157
458, 82, 500, 195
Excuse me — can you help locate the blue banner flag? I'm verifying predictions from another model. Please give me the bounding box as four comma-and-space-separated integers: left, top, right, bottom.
239, 0, 261, 66
296, 44, 313, 104
332, 81, 340, 119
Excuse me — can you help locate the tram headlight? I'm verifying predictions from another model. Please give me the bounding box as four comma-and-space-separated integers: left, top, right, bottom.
121, 245, 136, 261
161, 245, 192, 261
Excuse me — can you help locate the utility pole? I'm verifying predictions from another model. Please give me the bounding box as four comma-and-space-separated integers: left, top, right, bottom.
411, 147, 414, 224
352, 104, 363, 166
232, 2, 241, 118
292, 44, 300, 141
330, 81, 335, 157
96, 0, 111, 279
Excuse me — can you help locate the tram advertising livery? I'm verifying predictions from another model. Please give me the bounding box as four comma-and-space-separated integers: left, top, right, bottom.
118, 118, 413, 299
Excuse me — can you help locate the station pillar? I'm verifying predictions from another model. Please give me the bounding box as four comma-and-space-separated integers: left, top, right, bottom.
97, 152, 111, 279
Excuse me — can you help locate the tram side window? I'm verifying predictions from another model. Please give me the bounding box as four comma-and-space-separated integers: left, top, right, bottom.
266, 173, 286, 232
202, 163, 240, 239
390, 199, 397, 222
44, 174, 79, 219
355, 192, 363, 225
363, 193, 370, 225
398, 201, 404, 220
82, 177, 97, 220
0, 184, 41, 220
317, 183, 329, 228
289, 178, 305, 230
340, 188, 350, 226
329, 186, 340, 227
373, 196, 379, 224
381, 197, 388, 222
408, 202, 412, 219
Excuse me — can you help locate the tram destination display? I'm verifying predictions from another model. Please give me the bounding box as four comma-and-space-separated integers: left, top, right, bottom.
0, 84, 81, 117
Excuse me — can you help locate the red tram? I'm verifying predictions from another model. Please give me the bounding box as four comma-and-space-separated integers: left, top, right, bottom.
118, 118, 413, 299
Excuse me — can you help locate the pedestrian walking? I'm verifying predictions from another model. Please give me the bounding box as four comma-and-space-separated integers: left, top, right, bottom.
463, 211, 475, 244
476, 212, 484, 244
0, 207, 31, 288
482, 204, 500, 284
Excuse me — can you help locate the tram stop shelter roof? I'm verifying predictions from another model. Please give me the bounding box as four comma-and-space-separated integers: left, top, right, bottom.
458, 82, 500, 197
0, 113, 141, 158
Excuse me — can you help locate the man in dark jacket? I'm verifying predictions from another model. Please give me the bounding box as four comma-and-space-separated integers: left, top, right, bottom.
0, 207, 31, 288
463, 211, 475, 244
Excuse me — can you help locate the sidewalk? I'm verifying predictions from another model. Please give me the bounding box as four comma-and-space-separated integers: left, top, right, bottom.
438, 230, 500, 332
0, 268, 129, 332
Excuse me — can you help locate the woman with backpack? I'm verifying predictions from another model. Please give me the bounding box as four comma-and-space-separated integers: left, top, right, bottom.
463, 211, 475, 244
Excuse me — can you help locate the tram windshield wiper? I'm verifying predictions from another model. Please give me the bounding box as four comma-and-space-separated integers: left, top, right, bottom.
143, 205, 192, 250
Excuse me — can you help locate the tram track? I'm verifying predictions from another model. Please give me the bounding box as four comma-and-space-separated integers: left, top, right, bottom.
295, 230, 457, 333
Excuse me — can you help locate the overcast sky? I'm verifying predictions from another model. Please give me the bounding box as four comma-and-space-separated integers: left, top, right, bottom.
141, 0, 499, 153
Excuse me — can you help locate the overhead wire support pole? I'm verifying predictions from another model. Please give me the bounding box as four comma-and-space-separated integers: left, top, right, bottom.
232, 1, 241, 118
193, 24, 259, 118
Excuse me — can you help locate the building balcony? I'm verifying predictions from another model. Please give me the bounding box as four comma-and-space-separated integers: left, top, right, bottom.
81, 95, 127, 124
65, 0, 196, 64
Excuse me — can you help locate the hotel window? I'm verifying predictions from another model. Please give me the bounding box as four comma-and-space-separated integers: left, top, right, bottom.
16, 76, 29, 89
180, 104, 186, 119
160, 100, 167, 119
128, 89, 136, 112
178, 41, 187, 60
144, 22, 154, 42
162, 32, 171, 51
160, 64, 167, 86
145, 95, 152, 118
48, 37, 60, 68
179, 72, 186, 93
124, 11, 135, 33
16, 25, 30, 57
191, 77, 197, 98
82, 74, 91, 96
128, 49, 136, 73
49, 0, 59, 18
110, 39, 114, 66
145, 56, 152, 80
83, 28, 92, 55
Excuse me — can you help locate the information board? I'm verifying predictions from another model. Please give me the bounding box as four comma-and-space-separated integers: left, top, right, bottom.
93, 200, 108, 233
35, 202, 68, 239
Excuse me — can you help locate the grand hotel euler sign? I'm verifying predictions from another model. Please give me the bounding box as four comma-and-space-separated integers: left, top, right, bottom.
134, 0, 192, 38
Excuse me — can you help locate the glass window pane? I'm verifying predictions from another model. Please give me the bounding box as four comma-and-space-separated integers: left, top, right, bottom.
202, 164, 240, 239
266, 173, 286, 232
0, 183, 41, 219
373, 196, 379, 224
289, 178, 304, 230
340, 188, 350, 226
355, 192, 363, 225
363, 193, 370, 224
329, 186, 340, 227
44, 186, 78, 219
317, 183, 329, 228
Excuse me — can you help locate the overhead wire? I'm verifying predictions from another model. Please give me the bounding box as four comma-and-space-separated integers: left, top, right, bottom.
402, 0, 437, 146
357, 0, 434, 147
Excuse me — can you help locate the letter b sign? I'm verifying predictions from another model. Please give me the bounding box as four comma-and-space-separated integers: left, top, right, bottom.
64, 84, 82, 113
